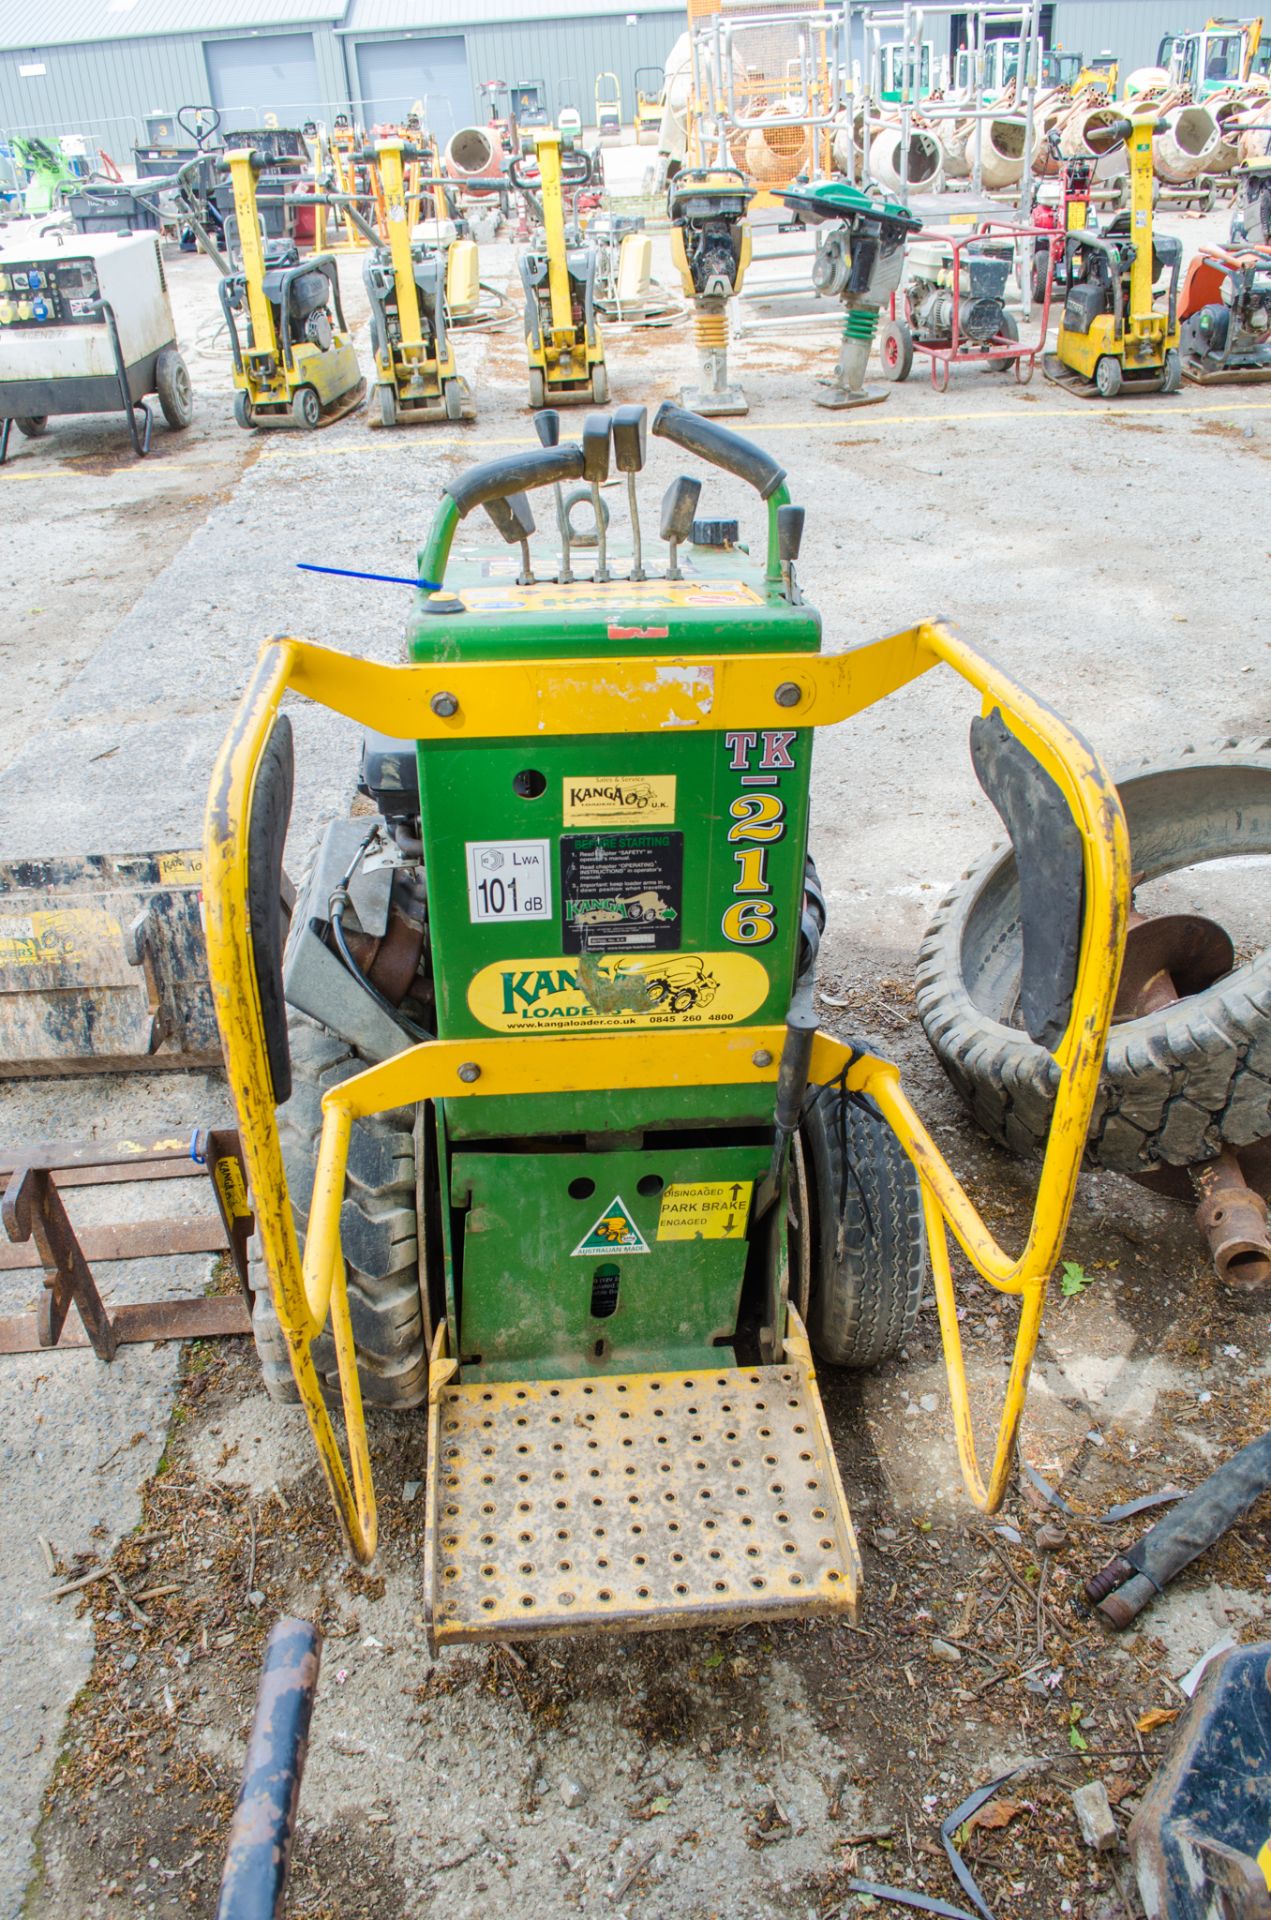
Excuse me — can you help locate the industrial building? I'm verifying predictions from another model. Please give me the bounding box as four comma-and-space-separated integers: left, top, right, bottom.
0, 0, 688, 153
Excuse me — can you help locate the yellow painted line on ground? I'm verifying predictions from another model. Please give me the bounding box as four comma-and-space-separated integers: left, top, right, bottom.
250, 396, 1271, 461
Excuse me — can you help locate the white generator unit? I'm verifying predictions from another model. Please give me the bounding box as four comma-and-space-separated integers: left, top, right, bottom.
0, 229, 192, 460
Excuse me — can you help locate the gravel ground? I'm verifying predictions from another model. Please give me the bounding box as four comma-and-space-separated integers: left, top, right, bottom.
1, 167, 1268, 1919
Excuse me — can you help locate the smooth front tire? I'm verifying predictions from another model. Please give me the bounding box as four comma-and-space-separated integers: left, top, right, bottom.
1160, 347, 1182, 395
154, 347, 193, 428
15, 416, 48, 438
233, 389, 255, 430
292, 385, 321, 430
1095, 353, 1123, 399
879, 318, 913, 382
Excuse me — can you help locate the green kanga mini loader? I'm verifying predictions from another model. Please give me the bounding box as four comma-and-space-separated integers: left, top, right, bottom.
204, 402, 1130, 1648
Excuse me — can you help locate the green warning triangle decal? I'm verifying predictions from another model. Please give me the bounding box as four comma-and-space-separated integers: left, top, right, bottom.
572, 1194, 650, 1257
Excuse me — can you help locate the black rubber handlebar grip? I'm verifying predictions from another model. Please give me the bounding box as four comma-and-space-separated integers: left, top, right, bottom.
446, 444, 586, 517
651, 402, 787, 500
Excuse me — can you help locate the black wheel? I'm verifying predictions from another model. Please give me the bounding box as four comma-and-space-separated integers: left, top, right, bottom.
915, 746, 1271, 1174
1160, 346, 1182, 395
879, 318, 913, 382
528, 364, 547, 409
376, 383, 398, 427
988, 309, 1019, 371
799, 1089, 925, 1368
292, 385, 321, 430
233, 389, 255, 430
248, 1009, 428, 1408
1095, 353, 1123, 399
15, 416, 48, 438
443, 378, 464, 421
154, 347, 193, 429
590, 362, 609, 404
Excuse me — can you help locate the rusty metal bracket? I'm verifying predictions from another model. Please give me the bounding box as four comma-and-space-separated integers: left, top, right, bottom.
0, 1131, 254, 1359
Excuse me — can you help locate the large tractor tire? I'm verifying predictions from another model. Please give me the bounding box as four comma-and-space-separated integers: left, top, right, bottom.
799, 1089, 926, 1368
248, 1010, 427, 1408
916, 746, 1271, 1174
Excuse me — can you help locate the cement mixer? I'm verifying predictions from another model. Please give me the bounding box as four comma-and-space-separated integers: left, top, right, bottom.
443, 126, 506, 200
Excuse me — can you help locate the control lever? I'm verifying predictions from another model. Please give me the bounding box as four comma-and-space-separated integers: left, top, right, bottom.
533, 409, 573, 583
581, 413, 612, 582
611, 404, 648, 581
660, 475, 702, 580
485, 491, 536, 585
776, 503, 805, 600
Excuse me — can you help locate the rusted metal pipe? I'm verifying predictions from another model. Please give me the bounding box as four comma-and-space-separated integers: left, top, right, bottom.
216, 1618, 322, 1920
1192, 1148, 1271, 1292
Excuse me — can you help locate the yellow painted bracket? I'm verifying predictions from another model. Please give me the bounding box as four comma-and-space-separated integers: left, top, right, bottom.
203, 621, 1128, 1559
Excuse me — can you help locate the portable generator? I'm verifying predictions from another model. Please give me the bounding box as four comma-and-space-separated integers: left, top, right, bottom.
0, 229, 192, 460
204, 403, 1129, 1648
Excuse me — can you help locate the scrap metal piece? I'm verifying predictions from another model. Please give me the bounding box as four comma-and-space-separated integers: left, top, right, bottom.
1192, 1148, 1271, 1292
0, 1131, 254, 1359
0, 851, 221, 1075
216, 1617, 322, 1920
423, 1310, 860, 1647
1129, 1640, 1271, 1920
1087, 1432, 1271, 1627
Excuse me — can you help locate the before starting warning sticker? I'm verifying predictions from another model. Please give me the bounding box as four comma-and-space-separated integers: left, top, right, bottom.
560, 831, 683, 954
657, 1181, 753, 1241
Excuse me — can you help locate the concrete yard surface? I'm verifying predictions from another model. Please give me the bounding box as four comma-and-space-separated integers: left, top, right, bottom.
0, 202, 1268, 1920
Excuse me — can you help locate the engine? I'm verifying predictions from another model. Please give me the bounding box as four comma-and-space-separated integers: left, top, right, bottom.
258, 239, 336, 350
905, 240, 1011, 345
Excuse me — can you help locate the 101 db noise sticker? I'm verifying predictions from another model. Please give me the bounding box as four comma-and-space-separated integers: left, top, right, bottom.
465, 839, 552, 924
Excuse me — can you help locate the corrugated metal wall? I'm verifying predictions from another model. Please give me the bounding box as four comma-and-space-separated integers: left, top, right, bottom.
0, 24, 348, 147
346, 13, 687, 127
1048, 0, 1180, 73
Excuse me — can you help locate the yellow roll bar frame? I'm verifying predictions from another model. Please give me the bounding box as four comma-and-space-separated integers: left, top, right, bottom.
204, 620, 1128, 1563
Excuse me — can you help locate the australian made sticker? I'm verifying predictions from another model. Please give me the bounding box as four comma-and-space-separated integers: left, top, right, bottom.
466, 948, 768, 1034
572, 1195, 650, 1257
560, 831, 683, 954
562, 775, 676, 829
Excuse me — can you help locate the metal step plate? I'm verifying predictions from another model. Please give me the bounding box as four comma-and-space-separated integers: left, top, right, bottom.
424, 1326, 860, 1646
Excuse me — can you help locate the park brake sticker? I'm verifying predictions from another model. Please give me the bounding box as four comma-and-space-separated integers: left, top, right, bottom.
657, 1181, 753, 1241
572, 1195, 650, 1257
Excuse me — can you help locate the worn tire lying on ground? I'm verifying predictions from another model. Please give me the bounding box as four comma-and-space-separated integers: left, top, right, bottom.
248, 1010, 427, 1407
915, 746, 1271, 1174
800, 1089, 926, 1366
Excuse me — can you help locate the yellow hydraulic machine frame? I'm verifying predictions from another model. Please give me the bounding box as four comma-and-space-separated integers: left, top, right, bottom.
635, 67, 665, 142
361, 136, 477, 426
1044, 110, 1183, 397
511, 129, 608, 407
202, 413, 1130, 1631
219, 148, 365, 431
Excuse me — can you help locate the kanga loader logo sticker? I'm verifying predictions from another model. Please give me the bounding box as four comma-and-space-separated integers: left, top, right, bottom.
572, 1195, 650, 1257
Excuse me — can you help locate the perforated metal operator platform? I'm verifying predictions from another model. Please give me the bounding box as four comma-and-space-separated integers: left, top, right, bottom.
423, 1337, 861, 1645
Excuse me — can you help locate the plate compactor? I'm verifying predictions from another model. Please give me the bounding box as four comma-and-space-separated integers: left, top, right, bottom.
220, 147, 364, 430
668, 167, 754, 417
204, 403, 1129, 1647
511, 129, 608, 409
777, 181, 921, 408
360, 136, 477, 426
1178, 241, 1271, 380
1044, 111, 1183, 399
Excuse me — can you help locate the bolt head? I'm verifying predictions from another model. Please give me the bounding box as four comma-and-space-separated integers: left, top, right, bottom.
457, 1061, 481, 1083
431, 690, 459, 718
774, 681, 801, 708
752, 1049, 773, 1068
